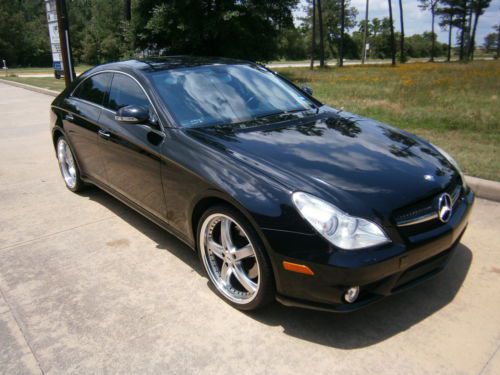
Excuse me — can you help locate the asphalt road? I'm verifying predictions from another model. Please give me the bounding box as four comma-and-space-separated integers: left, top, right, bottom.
1, 82, 499, 375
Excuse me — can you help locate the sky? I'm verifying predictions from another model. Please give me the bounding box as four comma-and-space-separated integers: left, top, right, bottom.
294, 0, 500, 45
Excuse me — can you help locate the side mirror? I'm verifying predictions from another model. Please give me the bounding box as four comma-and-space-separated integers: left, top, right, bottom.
115, 105, 149, 124
301, 84, 313, 96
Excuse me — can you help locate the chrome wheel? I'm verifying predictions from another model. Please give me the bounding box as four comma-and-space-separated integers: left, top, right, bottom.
57, 138, 77, 189
200, 214, 260, 304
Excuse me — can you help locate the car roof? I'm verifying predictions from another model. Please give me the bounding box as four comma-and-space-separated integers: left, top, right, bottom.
90, 56, 256, 75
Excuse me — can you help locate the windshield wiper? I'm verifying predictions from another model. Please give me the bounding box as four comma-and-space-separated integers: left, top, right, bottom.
254, 107, 313, 121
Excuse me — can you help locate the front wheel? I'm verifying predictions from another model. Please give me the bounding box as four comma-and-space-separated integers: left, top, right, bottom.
197, 205, 275, 311
56, 136, 84, 192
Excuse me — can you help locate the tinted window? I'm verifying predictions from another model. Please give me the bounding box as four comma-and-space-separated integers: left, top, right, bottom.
107, 74, 150, 111
149, 64, 315, 128
72, 73, 111, 105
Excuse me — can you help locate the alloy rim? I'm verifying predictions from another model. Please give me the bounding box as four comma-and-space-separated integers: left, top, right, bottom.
200, 214, 260, 304
57, 139, 77, 189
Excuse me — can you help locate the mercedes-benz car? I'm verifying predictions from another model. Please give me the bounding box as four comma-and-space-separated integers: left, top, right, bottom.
50, 57, 474, 312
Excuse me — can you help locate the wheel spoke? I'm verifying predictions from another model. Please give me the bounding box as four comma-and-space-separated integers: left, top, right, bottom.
220, 262, 233, 285
63, 145, 70, 163
207, 239, 224, 259
58, 143, 65, 161
233, 244, 254, 262
247, 263, 258, 279
233, 264, 257, 293
66, 150, 75, 168
220, 218, 233, 250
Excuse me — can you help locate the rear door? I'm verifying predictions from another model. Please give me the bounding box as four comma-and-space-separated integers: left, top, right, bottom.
97, 72, 167, 220
62, 72, 112, 183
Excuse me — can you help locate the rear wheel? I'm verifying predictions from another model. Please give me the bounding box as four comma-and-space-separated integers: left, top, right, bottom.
197, 205, 274, 311
56, 136, 84, 192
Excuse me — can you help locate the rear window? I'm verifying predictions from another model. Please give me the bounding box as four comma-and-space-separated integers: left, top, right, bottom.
72, 73, 111, 106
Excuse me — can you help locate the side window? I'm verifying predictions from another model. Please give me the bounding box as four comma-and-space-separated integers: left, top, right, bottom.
72, 73, 111, 106
106, 74, 150, 111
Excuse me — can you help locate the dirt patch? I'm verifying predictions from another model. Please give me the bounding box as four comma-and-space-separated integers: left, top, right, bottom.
490, 266, 500, 275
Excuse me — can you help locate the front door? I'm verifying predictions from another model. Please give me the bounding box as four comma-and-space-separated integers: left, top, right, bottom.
97, 73, 167, 220
62, 72, 112, 183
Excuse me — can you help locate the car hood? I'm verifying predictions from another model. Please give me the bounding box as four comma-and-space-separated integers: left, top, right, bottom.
188, 108, 457, 222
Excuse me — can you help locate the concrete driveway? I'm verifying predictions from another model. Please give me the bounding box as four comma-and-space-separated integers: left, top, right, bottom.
0, 82, 499, 375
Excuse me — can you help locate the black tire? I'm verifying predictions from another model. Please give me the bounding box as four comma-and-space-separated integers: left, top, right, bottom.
55, 135, 85, 193
197, 204, 275, 311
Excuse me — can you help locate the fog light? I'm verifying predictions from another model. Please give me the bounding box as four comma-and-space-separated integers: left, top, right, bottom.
344, 286, 360, 303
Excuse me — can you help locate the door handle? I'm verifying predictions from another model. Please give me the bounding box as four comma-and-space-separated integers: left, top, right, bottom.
64, 113, 74, 121
98, 130, 111, 140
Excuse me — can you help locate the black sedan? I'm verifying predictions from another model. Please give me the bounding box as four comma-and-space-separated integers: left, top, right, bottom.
50, 57, 474, 312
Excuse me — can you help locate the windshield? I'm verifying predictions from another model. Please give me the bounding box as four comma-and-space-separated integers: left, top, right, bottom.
149, 64, 316, 128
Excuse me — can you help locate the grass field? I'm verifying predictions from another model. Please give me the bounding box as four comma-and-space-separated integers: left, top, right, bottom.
1, 60, 499, 181
1, 65, 91, 75
2, 76, 66, 91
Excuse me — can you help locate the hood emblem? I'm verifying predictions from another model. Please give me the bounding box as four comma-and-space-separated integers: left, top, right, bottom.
437, 193, 452, 223
424, 174, 435, 182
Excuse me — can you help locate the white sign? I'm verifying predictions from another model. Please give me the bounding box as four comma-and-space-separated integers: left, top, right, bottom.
45, 0, 62, 71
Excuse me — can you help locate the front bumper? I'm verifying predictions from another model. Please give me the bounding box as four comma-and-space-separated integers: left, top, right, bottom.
266, 190, 474, 312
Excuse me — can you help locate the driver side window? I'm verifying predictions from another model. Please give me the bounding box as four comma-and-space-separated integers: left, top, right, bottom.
106, 74, 150, 112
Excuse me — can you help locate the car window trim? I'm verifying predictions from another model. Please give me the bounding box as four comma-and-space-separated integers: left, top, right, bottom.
70, 70, 165, 132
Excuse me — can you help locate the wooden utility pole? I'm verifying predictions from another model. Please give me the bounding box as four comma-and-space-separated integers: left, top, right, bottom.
310, 0, 316, 70
55, 0, 75, 86
388, 0, 396, 66
317, 0, 325, 68
362, 0, 369, 64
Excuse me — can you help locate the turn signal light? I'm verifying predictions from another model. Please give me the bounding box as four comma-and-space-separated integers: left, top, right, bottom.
282, 261, 314, 276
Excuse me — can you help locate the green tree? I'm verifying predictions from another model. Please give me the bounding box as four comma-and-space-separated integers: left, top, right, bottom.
437, 4, 459, 61
438, 0, 474, 61
387, 0, 396, 65
398, 0, 406, 63
354, 17, 395, 59
0, 0, 51, 67
483, 28, 498, 53
418, 1, 439, 61
467, 0, 492, 59
132, 0, 298, 62
305, 0, 357, 61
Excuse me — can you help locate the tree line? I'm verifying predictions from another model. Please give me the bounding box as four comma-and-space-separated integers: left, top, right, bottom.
0, 0, 497, 67
308, 0, 494, 68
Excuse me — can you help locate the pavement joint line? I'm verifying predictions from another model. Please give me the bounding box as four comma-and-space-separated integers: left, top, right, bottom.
0, 216, 115, 252
0, 284, 45, 375
479, 340, 500, 375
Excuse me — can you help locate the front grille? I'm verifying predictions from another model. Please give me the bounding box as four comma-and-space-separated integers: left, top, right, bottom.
394, 179, 462, 228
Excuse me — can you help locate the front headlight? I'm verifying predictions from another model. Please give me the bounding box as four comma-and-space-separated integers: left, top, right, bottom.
432, 144, 467, 188
292, 192, 390, 250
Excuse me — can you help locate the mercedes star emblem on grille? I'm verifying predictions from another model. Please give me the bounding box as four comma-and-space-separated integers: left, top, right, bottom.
437, 193, 453, 223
